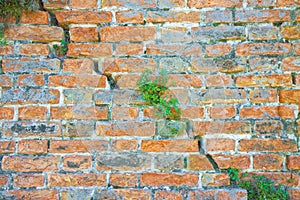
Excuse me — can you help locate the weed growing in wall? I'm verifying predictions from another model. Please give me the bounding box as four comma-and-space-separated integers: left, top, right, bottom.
0, 0, 38, 19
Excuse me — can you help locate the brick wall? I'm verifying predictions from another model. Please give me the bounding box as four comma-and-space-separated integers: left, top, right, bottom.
0, 0, 300, 199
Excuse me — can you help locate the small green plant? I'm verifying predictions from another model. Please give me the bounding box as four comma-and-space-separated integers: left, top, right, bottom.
53, 39, 68, 56
137, 69, 181, 120
0, 0, 38, 20
212, 22, 220, 27
227, 168, 239, 185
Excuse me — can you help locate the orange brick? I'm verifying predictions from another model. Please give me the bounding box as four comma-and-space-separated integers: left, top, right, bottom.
116, 10, 144, 23
0, 75, 13, 87
296, 74, 300, 85
70, 0, 97, 9
282, 57, 300, 71
112, 107, 139, 120
20, 11, 49, 24
206, 138, 235, 152
209, 106, 236, 119
281, 26, 300, 39
254, 120, 283, 136
109, 173, 138, 187
240, 106, 297, 119
212, 155, 250, 170
235, 74, 292, 87
147, 11, 200, 23
0, 107, 14, 120
116, 44, 144, 55
202, 173, 230, 187
141, 173, 198, 187
49, 75, 107, 88
187, 155, 214, 170
5, 26, 63, 42
188, 0, 242, 8
239, 139, 298, 152
100, 26, 156, 42
56, 11, 112, 27
67, 43, 113, 57
146, 44, 203, 56
51, 106, 108, 120
205, 74, 232, 87
253, 154, 283, 170
287, 156, 300, 170
141, 140, 198, 152
181, 106, 205, 119
49, 140, 108, 153
279, 90, 300, 106
289, 190, 300, 200
18, 106, 47, 120
277, 0, 300, 7
249, 89, 278, 103
0, 44, 14, 56
18, 140, 48, 154
235, 10, 290, 23
236, 43, 291, 56
48, 174, 106, 187
102, 0, 156, 8
206, 44, 232, 57
111, 140, 138, 151
7, 190, 59, 200
62, 156, 92, 171
14, 174, 44, 188
0, 141, 15, 154
155, 191, 184, 200
97, 121, 155, 137
62, 59, 94, 74
0, 175, 8, 187
249, 57, 278, 72
19, 44, 50, 56
2, 156, 59, 172
70, 27, 98, 42
43, 0, 67, 9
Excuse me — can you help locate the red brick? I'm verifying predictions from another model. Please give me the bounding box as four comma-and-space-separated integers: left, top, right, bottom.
235, 10, 290, 22
206, 44, 232, 57
206, 138, 235, 152
56, 11, 112, 27
67, 43, 113, 57
112, 107, 139, 120
249, 89, 278, 103
18, 106, 47, 120
48, 174, 106, 187
188, 0, 242, 8
62, 156, 92, 172
2, 156, 59, 172
154, 190, 184, 200
254, 154, 283, 170
116, 44, 143, 55
202, 173, 230, 187
279, 90, 300, 107
51, 106, 108, 120
5, 26, 63, 42
141, 173, 198, 187
293, 42, 300, 54
0, 107, 14, 120
240, 106, 297, 119
102, 0, 156, 8
0, 175, 8, 187
49, 75, 107, 88
14, 174, 44, 188
70, 0, 97, 9
289, 190, 300, 200
187, 155, 214, 170
181, 106, 205, 119
0, 75, 13, 87
109, 173, 138, 187
205, 74, 232, 87
239, 139, 298, 152
204, 10, 233, 23
7, 190, 59, 200
111, 140, 138, 151
0, 44, 14, 56
18, 140, 48, 154
70, 26, 98, 42
97, 121, 155, 137
212, 154, 250, 170
287, 156, 300, 170
146, 44, 203, 56
100, 26, 156, 42
116, 10, 144, 23
141, 140, 198, 152
235, 74, 292, 87
20, 11, 49, 24
49, 140, 108, 153
277, 0, 300, 7
20, 44, 50, 56
0, 140, 15, 154
254, 120, 283, 136
62, 59, 94, 74
236, 43, 291, 56
102, 58, 156, 74
209, 106, 236, 119
147, 11, 200, 23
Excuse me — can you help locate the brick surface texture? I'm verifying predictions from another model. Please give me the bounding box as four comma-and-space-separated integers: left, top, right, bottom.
0, 0, 299, 199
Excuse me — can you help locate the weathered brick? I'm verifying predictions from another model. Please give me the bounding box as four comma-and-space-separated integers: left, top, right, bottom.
247, 25, 278, 40
111, 140, 138, 151
100, 26, 156, 42
112, 90, 144, 105
161, 27, 189, 43
239, 139, 298, 152
0, 140, 15, 154
20, 11, 49, 24
14, 174, 44, 188
282, 57, 300, 71
188, 0, 242, 8
240, 106, 297, 119
205, 74, 232, 87
70, 0, 97, 9
209, 106, 236, 119
67, 43, 112, 57
0, 75, 12, 88
279, 90, 300, 106
191, 26, 244, 41
141, 173, 198, 187
96, 153, 151, 171
155, 191, 184, 200
215, 190, 248, 200
191, 58, 246, 73
56, 11, 112, 27
0, 175, 8, 187
2, 57, 60, 73
49, 75, 107, 88
51, 106, 108, 120
63, 89, 93, 104
204, 10, 233, 23
62, 59, 94, 74
192, 121, 251, 136
277, 0, 300, 7
159, 57, 189, 73
289, 190, 300, 200
48, 174, 106, 187
5, 26, 63, 42
249, 89, 278, 103
189, 189, 247, 200
189, 190, 215, 200
62, 156, 92, 172
18, 106, 47, 120
0, 44, 14, 56
187, 155, 214, 170
102, 0, 156, 8
247, 0, 275, 7
181, 106, 205, 119
43, 0, 67, 9
146, 44, 203, 56
254, 120, 283, 136
2, 122, 62, 138
287, 156, 300, 170
109, 173, 138, 187
206, 138, 235, 152
281, 26, 300, 40
2, 156, 59, 172
18, 140, 48, 154
116, 10, 144, 24
153, 154, 184, 171
49, 140, 108, 153
94, 189, 152, 200
112, 107, 139, 120
235, 10, 290, 23
253, 154, 283, 170
6, 190, 59, 200
0, 107, 14, 120
142, 140, 198, 152
101, 58, 156, 74
295, 74, 300, 85
147, 11, 200, 23
202, 173, 230, 187
64, 121, 94, 138
249, 57, 278, 72
20, 44, 50, 56
206, 44, 232, 57
116, 44, 143, 55
235, 74, 292, 87
159, 0, 185, 8
236, 43, 291, 56
70, 27, 98, 42
212, 155, 250, 170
